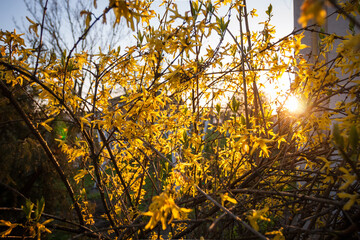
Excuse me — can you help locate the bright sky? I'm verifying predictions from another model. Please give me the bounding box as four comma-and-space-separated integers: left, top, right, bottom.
0, 0, 28, 32
1, 0, 293, 36
248, 0, 293, 38
0, 0, 298, 113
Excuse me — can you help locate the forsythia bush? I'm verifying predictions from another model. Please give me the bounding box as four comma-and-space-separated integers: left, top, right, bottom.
0, 0, 359, 239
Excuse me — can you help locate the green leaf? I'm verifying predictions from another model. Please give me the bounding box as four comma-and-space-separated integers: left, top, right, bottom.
216, 17, 229, 36
319, 28, 326, 39
349, 20, 355, 34
206, 1, 214, 14
333, 124, 344, 148
349, 125, 358, 150
190, 1, 196, 18
240, 114, 246, 125
37, 197, 45, 220
216, 104, 221, 114
229, 97, 240, 113
266, 4, 272, 17
22, 199, 34, 220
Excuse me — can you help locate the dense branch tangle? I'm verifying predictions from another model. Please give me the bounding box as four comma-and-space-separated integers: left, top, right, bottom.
0, 0, 360, 239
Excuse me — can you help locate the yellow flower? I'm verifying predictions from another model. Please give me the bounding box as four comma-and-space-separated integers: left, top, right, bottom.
338, 34, 360, 55
220, 193, 238, 206
293, 34, 308, 55
247, 207, 271, 231
339, 167, 357, 190
142, 192, 192, 230
298, 0, 326, 27
266, 228, 285, 240
338, 192, 358, 210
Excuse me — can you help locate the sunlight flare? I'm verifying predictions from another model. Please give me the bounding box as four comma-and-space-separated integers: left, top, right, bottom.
283, 95, 303, 113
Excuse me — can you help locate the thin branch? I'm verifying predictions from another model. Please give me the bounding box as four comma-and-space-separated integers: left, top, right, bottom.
0, 80, 85, 226
33, 0, 49, 76
195, 185, 268, 240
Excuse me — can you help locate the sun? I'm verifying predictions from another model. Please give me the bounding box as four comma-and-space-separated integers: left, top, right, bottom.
283, 95, 303, 113
259, 72, 305, 114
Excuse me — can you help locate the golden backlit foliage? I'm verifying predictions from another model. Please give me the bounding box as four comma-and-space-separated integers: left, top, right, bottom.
0, 0, 359, 239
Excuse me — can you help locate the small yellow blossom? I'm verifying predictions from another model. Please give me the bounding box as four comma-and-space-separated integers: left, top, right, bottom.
298, 0, 326, 27
143, 192, 192, 230
220, 192, 238, 206
247, 207, 271, 231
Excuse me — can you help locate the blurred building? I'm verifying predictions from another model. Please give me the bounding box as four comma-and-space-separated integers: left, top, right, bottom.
293, 0, 358, 109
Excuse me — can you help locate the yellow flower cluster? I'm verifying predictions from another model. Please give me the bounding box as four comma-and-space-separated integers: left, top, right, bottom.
143, 192, 192, 230
298, 0, 326, 27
